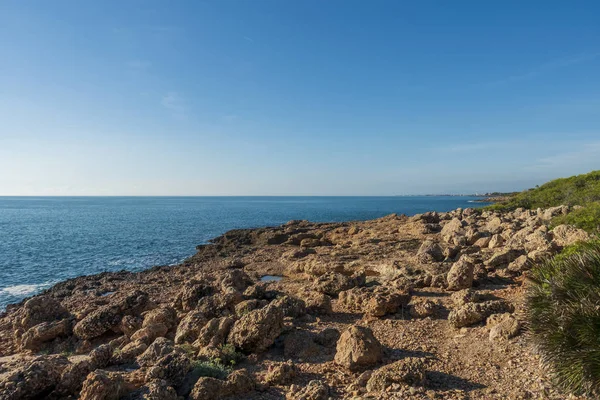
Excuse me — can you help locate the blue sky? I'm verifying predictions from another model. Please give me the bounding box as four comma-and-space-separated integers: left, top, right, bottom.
0, 0, 599, 195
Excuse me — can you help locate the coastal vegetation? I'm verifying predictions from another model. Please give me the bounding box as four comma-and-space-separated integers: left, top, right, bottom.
526, 241, 600, 396
488, 170, 600, 233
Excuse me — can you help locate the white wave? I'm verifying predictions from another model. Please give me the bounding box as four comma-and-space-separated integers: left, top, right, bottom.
0, 282, 53, 297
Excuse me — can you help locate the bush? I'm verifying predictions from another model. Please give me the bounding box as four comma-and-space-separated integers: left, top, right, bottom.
551, 202, 600, 234
191, 360, 231, 380
526, 241, 600, 395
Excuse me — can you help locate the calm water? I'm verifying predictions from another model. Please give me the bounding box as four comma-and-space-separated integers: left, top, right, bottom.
0, 196, 486, 308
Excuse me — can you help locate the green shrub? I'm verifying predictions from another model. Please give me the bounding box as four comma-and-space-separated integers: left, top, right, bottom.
487, 170, 600, 211
551, 202, 600, 234
217, 343, 244, 366
191, 360, 231, 380
526, 241, 600, 395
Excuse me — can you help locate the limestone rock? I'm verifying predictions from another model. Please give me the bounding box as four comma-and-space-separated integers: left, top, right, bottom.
446, 258, 474, 291
286, 380, 329, 400
448, 300, 514, 328
228, 303, 284, 353
264, 360, 298, 385
334, 325, 383, 371
366, 358, 427, 392
488, 313, 521, 341
174, 310, 207, 344
314, 271, 365, 296
20, 319, 71, 351
194, 317, 234, 348
551, 224, 590, 247
417, 240, 444, 262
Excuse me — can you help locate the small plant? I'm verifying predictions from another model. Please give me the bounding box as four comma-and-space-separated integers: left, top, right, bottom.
112, 347, 122, 357
177, 343, 197, 357
191, 360, 231, 380
551, 202, 600, 234
526, 241, 600, 396
218, 343, 244, 366
61, 350, 74, 357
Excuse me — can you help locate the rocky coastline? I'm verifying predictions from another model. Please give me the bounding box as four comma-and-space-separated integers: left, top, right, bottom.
0, 205, 592, 399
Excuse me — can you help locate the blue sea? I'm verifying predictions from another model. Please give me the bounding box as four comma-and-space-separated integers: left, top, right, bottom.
0, 196, 486, 308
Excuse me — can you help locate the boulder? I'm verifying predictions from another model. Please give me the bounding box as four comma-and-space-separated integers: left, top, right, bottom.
338, 286, 410, 317
448, 300, 514, 328
73, 291, 150, 340
54, 360, 92, 397
286, 380, 329, 400
89, 344, 113, 369
366, 358, 427, 392
271, 295, 306, 318
440, 218, 466, 239
409, 300, 437, 318
488, 234, 504, 249
120, 315, 143, 337
129, 323, 168, 345
451, 289, 481, 307
137, 337, 175, 367
488, 313, 521, 341
0, 356, 69, 400
194, 317, 234, 348
507, 255, 531, 274
174, 310, 207, 344
80, 370, 124, 400
446, 258, 474, 291
140, 379, 178, 400
145, 352, 191, 387
334, 325, 383, 371
314, 271, 365, 296
175, 283, 214, 312
486, 249, 524, 268
190, 369, 254, 400
228, 303, 284, 353
416, 240, 444, 262
20, 319, 71, 351
142, 306, 177, 330
13, 296, 69, 332
551, 224, 590, 247
264, 360, 298, 385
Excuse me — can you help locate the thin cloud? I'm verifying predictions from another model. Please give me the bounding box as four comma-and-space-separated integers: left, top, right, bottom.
243, 36, 254, 43
527, 141, 600, 170
486, 52, 600, 86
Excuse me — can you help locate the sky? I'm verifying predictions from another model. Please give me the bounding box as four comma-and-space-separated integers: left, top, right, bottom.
0, 0, 599, 196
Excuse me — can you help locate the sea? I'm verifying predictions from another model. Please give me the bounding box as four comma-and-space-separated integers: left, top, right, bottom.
0, 196, 487, 309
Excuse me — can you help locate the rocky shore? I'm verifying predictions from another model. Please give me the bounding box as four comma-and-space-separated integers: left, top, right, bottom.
0, 205, 592, 399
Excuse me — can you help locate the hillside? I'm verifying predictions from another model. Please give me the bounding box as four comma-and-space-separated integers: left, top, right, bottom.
488, 170, 600, 233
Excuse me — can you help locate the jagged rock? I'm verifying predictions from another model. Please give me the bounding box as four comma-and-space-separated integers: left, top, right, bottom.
79, 370, 124, 400
551, 224, 590, 247
271, 295, 306, 318
366, 358, 427, 392
507, 255, 531, 273
451, 288, 481, 307
448, 300, 514, 328
140, 379, 178, 400
0, 356, 69, 400
137, 337, 175, 367
194, 317, 234, 348
338, 286, 410, 317
175, 282, 214, 312
73, 290, 150, 340
440, 218, 466, 239
446, 258, 474, 291
145, 352, 191, 387
287, 380, 329, 400
542, 205, 569, 220
20, 319, 71, 351
129, 323, 168, 345
234, 299, 263, 317
486, 249, 524, 268
334, 325, 383, 371
189, 369, 254, 400
488, 234, 504, 249
220, 270, 253, 292
116, 340, 148, 363
314, 271, 365, 296
315, 328, 340, 347
54, 360, 92, 397
89, 344, 112, 369
264, 360, 298, 385
474, 236, 492, 248
409, 300, 437, 318
142, 306, 177, 331
488, 313, 521, 341
298, 290, 332, 315
175, 310, 207, 344
120, 315, 143, 337
485, 217, 503, 234
13, 296, 69, 332
417, 240, 444, 262
228, 303, 283, 353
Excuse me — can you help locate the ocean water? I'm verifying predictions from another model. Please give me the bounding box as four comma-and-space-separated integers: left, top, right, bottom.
0, 196, 486, 308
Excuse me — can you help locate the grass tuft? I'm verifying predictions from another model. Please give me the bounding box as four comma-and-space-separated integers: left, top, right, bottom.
526, 241, 600, 396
